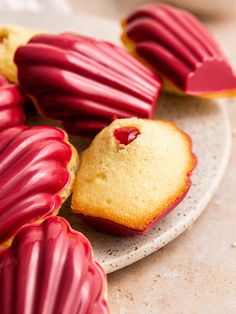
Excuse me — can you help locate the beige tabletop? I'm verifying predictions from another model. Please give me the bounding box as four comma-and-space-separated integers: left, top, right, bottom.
68, 1, 236, 313
71, 1, 236, 313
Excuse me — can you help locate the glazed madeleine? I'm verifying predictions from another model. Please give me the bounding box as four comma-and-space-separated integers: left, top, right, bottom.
0, 125, 78, 247
121, 4, 236, 97
0, 74, 25, 132
14, 33, 161, 137
72, 118, 197, 236
0, 216, 109, 314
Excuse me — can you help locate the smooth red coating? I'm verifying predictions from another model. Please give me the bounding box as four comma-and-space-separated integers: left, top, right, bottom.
114, 127, 140, 145
123, 4, 236, 95
0, 74, 25, 132
0, 125, 72, 245
0, 216, 109, 314
14, 33, 161, 137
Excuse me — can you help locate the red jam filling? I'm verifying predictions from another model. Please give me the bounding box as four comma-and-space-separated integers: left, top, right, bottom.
114, 127, 140, 145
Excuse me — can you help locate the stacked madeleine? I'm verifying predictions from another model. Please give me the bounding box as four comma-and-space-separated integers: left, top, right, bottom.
0, 3, 235, 313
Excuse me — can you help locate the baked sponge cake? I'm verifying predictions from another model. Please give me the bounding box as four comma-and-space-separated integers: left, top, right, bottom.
0, 73, 25, 132
0, 126, 78, 247
0, 25, 41, 83
14, 33, 161, 137
72, 118, 196, 235
121, 4, 236, 97
0, 216, 109, 314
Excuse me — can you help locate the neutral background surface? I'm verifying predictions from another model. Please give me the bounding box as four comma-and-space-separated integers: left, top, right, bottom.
2, 1, 236, 313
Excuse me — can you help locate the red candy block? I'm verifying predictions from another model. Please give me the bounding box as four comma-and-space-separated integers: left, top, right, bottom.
114, 127, 140, 145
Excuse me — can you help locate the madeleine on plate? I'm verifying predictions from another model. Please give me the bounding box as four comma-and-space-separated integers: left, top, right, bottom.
121, 4, 236, 97
72, 118, 196, 236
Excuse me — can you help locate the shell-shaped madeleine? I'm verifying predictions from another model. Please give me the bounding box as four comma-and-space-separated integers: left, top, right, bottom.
0, 125, 78, 247
0, 25, 41, 83
122, 4, 236, 97
14, 33, 161, 137
0, 216, 109, 314
72, 118, 197, 236
0, 74, 25, 132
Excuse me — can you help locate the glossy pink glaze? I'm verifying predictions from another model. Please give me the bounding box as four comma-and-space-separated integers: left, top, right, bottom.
14, 33, 161, 137
114, 127, 140, 145
0, 125, 72, 245
123, 4, 236, 95
0, 74, 25, 132
0, 216, 109, 314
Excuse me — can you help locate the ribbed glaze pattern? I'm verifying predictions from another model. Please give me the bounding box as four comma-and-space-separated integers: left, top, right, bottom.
0, 126, 72, 246
0, 216, 109, 314
122, 4, 236, 95
14, 33, 161, 137
0, 74, 24, 132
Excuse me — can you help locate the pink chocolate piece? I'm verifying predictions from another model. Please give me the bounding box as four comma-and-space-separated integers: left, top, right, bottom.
14, 33, 161, 137
0, 216, 109, 314
0, 125, 72, 245
123, 4, 236, 95
0, 74, 25, 132
114, 127, 139, 145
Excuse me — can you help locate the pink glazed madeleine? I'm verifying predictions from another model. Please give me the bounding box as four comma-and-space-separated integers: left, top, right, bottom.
0, 216, 109, 314
0, 125, 78, 247
14, 33, 161, 137
121, 4, 236, 97
0, 74, 24, 132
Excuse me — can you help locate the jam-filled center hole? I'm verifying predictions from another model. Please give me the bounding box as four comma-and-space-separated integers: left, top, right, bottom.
114, 127, 140, 145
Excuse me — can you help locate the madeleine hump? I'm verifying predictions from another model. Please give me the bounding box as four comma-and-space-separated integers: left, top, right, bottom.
72, 118, 197, 236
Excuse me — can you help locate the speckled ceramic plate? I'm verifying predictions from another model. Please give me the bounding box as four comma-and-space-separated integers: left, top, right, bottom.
0, 12, 232, 273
